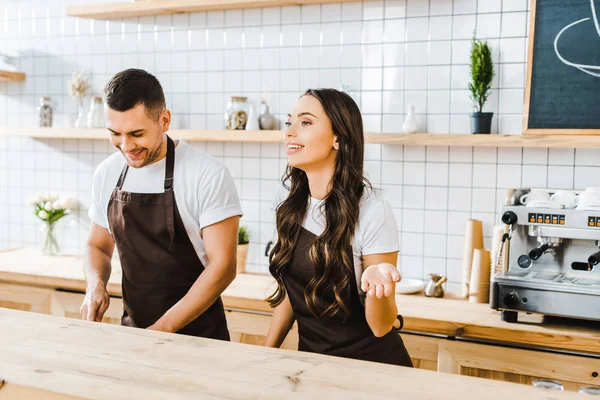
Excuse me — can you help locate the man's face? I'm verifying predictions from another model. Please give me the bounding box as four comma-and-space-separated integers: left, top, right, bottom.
106, 103, 170, 168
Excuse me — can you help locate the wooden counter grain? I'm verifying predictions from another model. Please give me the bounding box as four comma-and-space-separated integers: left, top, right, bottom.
1, 248, 599, 355
0, 308, 583, 400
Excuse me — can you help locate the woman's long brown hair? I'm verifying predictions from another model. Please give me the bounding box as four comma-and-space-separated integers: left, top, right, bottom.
267, 88, 371, 317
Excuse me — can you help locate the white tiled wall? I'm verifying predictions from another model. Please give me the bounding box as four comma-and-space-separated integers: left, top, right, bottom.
1, 0, 600, 292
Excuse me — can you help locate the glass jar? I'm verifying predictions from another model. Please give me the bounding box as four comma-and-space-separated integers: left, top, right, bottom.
38, 97, 53, 127
224, 96, 249, 130
86, 96, 104, 128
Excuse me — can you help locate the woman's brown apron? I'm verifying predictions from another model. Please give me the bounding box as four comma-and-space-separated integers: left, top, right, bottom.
107, 136, 229, 340
282, 226, 413, 366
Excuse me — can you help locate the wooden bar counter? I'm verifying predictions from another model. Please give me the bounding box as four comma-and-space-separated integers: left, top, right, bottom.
0, 307, 583, 400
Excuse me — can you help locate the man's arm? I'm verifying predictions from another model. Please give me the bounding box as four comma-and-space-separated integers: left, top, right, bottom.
80, 222, 115, 322
148, 215, 240, 333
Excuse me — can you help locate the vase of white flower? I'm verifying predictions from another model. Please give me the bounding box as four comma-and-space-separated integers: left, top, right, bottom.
68, 69, 91, 128
28, 194, 78, 256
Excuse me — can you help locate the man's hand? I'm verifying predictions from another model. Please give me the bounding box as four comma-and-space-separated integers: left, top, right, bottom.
80, 283, 110, 322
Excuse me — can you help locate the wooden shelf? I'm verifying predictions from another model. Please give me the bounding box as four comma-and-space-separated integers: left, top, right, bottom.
66, 0, 368, 19
0, 128, 282, 142
0, 70, 25, 82
2, 128, 600, 148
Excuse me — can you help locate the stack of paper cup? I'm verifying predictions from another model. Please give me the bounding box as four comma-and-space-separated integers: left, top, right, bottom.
469, 248, 491, 303
490, 224, 509, 280
461, 219, 484, 298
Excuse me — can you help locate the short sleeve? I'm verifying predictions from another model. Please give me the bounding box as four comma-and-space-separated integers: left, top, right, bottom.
198, 167, 243, 230
88, 166, 109, 229
360, 199, 399, 255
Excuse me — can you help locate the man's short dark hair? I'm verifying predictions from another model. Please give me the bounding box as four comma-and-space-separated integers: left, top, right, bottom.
103, 69, 165, 121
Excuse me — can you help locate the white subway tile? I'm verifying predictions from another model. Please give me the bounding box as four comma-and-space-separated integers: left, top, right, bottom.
449, 114, 471, 134
427, 115, 451, 133
403, 162, 426, 185
454, 0, 477, 15
548, 166, 574, 190
496, 164, 522, 188
473, 147, 498, 164
282, 6, 301, 24
521, 165, 548, 187
343, 2, 363, 21
363, 1, 384, 20
403, 185, 426, 209
401, 232, 424, 256
500, 37, 526, 63
424, 234, 448, 258
430, 0, 454, 16
403, 208, 425, 232
381, 183, 403, 208
384, 18, 406, 43
549, 148, 575, 166
322, 22, 342, 45
405, 42, 428, 66
382, 144, 404, 161
471, 188, 497, 212
383, 66, 405, 90
429, 16, 452, 41
427, 90, 451, 114
426, 162, 449, 186
401, 255, 424, 278
362, 67, 383, 90
503, 0, 528, 12
429, 41, 452, 65
383, 43, 406, 66
425, 210, 448, 234
406, 0, 430, 17
446, 235, 465, 259
575, 149, 600, 166
342, 21, 363, 44
523, 148, 548, 165
406, 17, 429, 42
322, 4, 342, 22
574, 167, 600, 190
452, 15, 476, 40
477, 13, 501, 38
302, 4, 321, 23
262, 8, 281, 25
362, 20, 384, 44
405, 66, 428, 90
478, 0, 501, 13
501, 11, 527, 38
472, 163, 498, 188
425, 186, 449, 210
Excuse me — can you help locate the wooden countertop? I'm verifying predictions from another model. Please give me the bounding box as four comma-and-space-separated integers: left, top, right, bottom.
1, 248, 599, 355
0, 308, 582, 400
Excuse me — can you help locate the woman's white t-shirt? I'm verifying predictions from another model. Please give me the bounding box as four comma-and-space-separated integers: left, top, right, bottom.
88, 139, 243, 267
298, 189, 400, 298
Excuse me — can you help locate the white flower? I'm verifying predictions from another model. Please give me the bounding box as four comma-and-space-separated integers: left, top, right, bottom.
27, 196, 37, 206
68, 69, 91, 100
63, 198, 78, 210
53, 200, 62, 210
35, 195, 44, 204
38, 210, 48, 220
44, 202, 53, 211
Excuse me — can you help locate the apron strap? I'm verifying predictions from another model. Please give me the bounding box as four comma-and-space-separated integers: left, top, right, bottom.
165, 136, 175, 250
116, 164, 129, 190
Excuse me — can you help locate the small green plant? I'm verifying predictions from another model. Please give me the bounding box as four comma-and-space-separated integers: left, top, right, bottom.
468, 37, 495, 113
238, 225, 250, 245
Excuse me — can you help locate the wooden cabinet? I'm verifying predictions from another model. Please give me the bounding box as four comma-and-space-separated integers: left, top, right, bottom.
0, 282, 123, 325
401, 333, 439, 371
438, 340, 600, 392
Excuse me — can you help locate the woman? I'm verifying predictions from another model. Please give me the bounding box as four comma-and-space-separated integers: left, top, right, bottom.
264, 88, 413, 367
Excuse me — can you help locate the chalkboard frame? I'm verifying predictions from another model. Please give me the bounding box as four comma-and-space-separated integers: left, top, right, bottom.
523, 0, 600, 135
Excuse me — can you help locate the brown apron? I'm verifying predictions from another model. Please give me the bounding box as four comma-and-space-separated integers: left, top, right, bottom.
107, 135, 230, 340
282, 226, 413, 367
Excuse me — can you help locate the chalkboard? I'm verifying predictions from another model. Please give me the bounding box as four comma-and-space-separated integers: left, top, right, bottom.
524, 0, 600, 134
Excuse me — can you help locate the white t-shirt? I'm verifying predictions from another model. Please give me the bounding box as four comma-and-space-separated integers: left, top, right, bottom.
88, 139, 243, 267
295, 189, 400, 297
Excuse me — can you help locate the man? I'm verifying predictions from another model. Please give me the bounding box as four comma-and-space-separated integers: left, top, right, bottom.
81, 69, 242, 340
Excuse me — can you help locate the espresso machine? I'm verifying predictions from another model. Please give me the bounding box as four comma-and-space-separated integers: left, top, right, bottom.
490, 201, 600, 323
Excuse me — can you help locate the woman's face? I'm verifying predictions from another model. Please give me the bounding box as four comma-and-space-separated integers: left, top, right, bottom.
284, 95, 339, 172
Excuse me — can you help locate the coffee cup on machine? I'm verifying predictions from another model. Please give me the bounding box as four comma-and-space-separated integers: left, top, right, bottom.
519, 190, 551, 206
550, 190, 578, 209
575, 187, 600, 209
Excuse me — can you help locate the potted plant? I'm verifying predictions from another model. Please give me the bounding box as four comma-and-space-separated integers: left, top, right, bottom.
468, 37, 495, 134
237, 225, 250, 274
